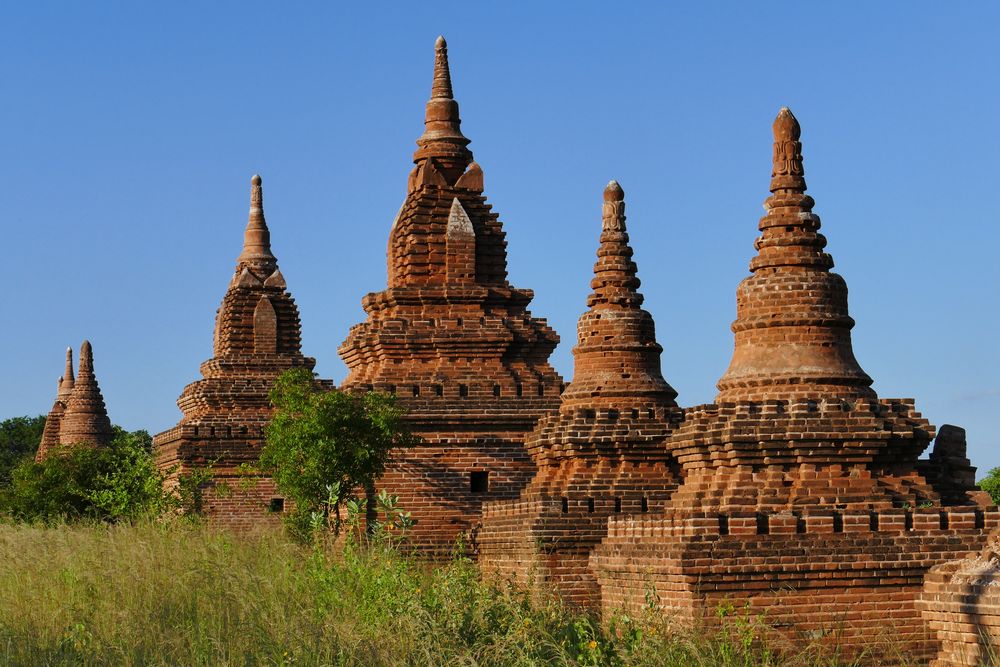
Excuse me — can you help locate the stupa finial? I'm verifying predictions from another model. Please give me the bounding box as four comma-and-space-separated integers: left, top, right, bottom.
237, 173, 276, 268
414, 36, 472, 176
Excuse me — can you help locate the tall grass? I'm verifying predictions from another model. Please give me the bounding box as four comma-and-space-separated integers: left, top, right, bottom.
0, 522, 909, 666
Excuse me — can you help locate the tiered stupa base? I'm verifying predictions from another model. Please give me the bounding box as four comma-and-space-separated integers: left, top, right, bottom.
591, 398, 993, 659
480, 407, 681, 606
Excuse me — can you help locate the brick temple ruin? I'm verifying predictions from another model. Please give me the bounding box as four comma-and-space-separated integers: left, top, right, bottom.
152, 175, 324, 527
338, 36, 564, 552
480, 110, 994, 660
36, 341, 114, 459
27, 36, 994, 662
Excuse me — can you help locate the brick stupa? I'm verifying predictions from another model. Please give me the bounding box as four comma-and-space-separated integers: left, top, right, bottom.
338, 37, 563, 553
590, 109, 992, 659
36, 342, 113, 459
480, 181, 682, 605
153, 175, 320, 527
36, 347, 76, 461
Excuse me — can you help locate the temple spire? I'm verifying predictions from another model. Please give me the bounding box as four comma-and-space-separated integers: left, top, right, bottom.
587, 181, 643, 309
237, 174, 276, 269
431, 35, 454, 100
560, 180, 677, 410
750, 107, 832, 272
716, 108, 874, 402
57, 346, 75, 402
413, 36, 472, 178
58, 340, 113, 447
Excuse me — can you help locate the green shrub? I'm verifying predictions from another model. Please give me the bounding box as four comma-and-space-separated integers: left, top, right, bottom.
0, 428, 169, 522
260, 368, 417, 540
979, 467, 1000, 505
0, 415, 46, 488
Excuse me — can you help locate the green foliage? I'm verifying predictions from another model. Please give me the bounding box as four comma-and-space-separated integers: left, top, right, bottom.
173, 462, 215, 516
0, 428, 169, 523
0, 521, 913, 666
0, 415, 46, 488
980, 467, 1000, 505
260, 368, 417, 538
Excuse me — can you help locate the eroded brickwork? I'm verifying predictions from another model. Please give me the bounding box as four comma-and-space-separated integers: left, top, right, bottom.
921, 532, 1000, 666
480, 182, 682, 605
36, 347, 76, 461
338, 37, 563, 554
153, 175, 323, 528
36, 341, 113, 460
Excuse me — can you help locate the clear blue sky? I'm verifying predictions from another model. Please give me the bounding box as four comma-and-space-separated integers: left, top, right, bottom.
2, 4, 998, 471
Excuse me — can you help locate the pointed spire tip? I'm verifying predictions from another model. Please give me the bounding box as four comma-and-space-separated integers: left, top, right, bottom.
251, 174, 262, 186
436, 35, 446, 49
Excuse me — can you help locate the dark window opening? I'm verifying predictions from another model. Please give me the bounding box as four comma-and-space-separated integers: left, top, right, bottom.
587, 498, 595, 513
537, 383, 544, 397
268, 498, 285, 513
412, 385, 420, 397
434, 384, 443, 397
832, 512, 843, 533
561, 497, 568, 513
516, 383, 523, 397
459, 384, 469, 398
493, 384, 501, 397
470, 471, 489, 493
640, 497, 648, 513
718, 515, 729, 535
456, 318, 463, 326
614, 497, 622, 513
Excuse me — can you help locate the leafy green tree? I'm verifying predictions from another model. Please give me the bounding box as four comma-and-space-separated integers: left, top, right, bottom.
260, 368, 416, 539
0, 415, 46, 488
0, 427, 170, 522
979, 467, 1000, 505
